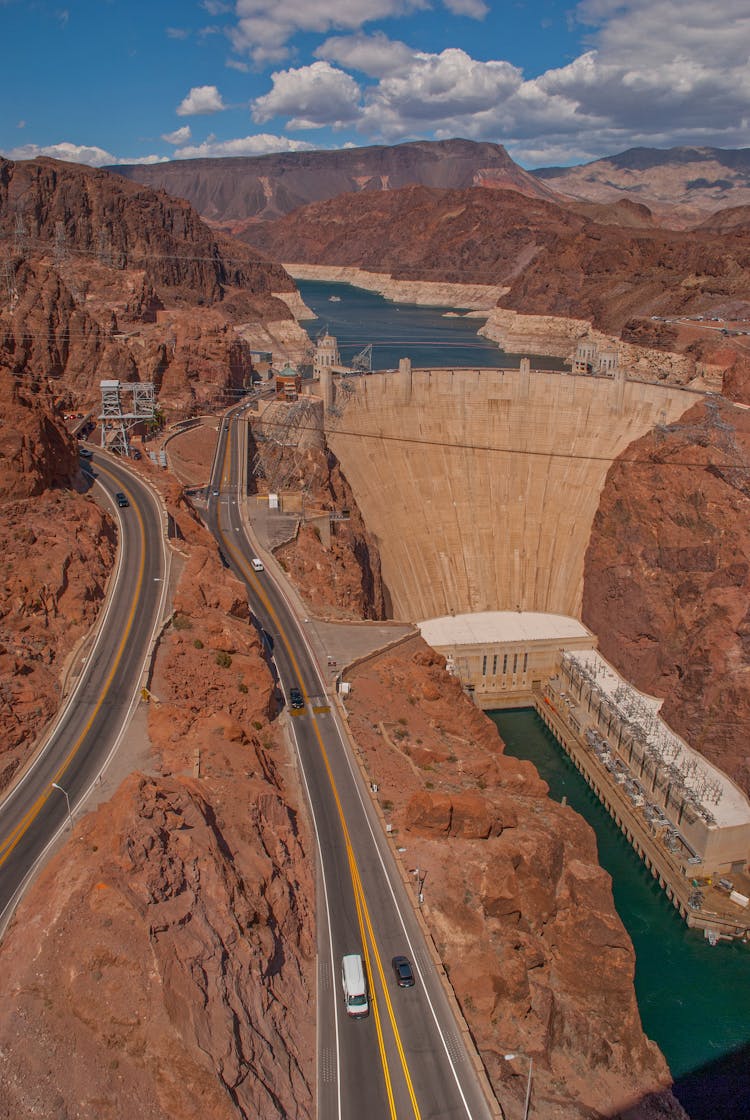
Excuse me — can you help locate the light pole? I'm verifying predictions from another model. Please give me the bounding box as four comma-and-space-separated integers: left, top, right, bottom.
51, 782, 73, 832
503, 1052, 533, 1120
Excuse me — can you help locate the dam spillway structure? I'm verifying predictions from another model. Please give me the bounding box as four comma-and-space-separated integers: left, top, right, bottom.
322, 364, 702, 622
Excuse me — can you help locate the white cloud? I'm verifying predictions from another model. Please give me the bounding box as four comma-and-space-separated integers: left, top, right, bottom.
174, 133, 316, 158
316, 32, 416, 78
252, 61, 362, 128
176, 84, 227, 116
230, 0, 427, 63
162, 125, 192, 145
226, 57, 250, 72
359, 48, 522, 132
298, 2, 750, 163
442, 0, 488, 17
0, 142, 168, 167
166, 26, 189, 39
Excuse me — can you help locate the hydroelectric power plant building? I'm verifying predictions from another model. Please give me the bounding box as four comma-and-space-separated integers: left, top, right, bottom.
418, 612, 750, 940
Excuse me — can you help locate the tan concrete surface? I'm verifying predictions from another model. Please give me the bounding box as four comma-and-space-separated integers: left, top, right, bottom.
327, 367, 700, 620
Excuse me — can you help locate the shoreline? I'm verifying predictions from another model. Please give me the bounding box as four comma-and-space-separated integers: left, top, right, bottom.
280, 262, 721, 391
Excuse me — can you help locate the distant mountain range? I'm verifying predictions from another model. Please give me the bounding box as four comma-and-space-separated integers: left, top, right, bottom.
112, 140, 750, 229
113, 139, 555, 228
535, 146, 750, 225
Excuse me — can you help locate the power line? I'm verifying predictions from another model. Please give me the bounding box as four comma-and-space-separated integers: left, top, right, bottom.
249, 410, 750, 473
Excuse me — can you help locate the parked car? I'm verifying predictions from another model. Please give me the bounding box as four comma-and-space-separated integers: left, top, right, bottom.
289, 687, 305, 710
392, 955, 415, 987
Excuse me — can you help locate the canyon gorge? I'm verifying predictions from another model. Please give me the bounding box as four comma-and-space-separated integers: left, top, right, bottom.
2, 144, 750, 1119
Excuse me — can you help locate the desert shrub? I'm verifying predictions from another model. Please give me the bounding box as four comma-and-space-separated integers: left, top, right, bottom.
215, 650, 232, 669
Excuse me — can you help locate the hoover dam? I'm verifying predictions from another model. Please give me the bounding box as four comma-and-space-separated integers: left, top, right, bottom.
322, 363, 702, 621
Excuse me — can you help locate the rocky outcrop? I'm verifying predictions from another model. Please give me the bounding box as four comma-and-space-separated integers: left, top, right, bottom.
583, 397, 750, 795
0, 157, 304, 417
345, 638, 685, 1120
273, 446, 387, 621
249, 399, 386, 620
0, 365, 116, 791
0, 156, 294, 303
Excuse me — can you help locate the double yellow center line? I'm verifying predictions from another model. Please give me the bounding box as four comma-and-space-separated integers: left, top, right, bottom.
217, 422, 421, 1119
0, 466, 147, 868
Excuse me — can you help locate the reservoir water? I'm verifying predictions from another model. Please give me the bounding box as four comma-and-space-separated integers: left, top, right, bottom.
492, 708, 750, 1120
297, 276, 750, 1119
296, 278, 567, 372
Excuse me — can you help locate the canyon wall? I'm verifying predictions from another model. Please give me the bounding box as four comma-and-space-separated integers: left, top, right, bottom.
326, 367, 699, 621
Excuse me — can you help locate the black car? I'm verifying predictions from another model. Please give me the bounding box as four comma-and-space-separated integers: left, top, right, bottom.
289, 687, 305, 710
392, 955, 415, 988
79, 447, 94, 460
115, 491, 129, 508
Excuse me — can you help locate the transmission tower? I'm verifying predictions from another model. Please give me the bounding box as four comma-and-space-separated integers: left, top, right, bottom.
54, 221, 68, 264
13, 214, 28, 257
2, 259, 18, 311
98, 228, 113, 267
99, 379, 155, 456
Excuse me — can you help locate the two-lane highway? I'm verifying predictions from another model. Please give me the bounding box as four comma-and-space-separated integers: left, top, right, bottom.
0, 450, 167, 932
205, 405, 497, 1120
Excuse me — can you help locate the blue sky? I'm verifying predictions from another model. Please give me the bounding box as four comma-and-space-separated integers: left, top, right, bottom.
2, 1, 749, 169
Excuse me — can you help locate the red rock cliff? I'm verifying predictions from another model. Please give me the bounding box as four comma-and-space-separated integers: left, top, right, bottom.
583, 397, 750, 794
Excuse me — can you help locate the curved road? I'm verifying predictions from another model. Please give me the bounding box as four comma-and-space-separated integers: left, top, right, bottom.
0, 450, 167, 932
205, 405, 496, 1120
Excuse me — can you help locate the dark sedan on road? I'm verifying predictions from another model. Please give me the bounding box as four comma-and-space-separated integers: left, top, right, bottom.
289, 687, 305, 710
392, 955, 415, 987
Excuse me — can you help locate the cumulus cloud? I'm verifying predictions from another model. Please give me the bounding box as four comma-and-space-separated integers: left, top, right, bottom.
162, 125, 192, 145
252, 61, 362, 128
0, 142, 168, 167
230, 0, 427, 63
359, 48, 522, 131
176, 84, 227, 116
316, 32, 416, 78
174, 133, 316, 158
302, 2, 750, 163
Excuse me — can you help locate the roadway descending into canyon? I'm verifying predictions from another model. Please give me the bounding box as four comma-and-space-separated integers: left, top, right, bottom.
0, 451, 167, 934
204, 406, 496, 1120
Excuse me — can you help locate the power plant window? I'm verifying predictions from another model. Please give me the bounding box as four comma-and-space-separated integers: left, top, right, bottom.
523, 652, 528, 673
492, 654, 498, 675
503, 654, 508, 675
482, 655, 487, 676
513, 653, 518, 674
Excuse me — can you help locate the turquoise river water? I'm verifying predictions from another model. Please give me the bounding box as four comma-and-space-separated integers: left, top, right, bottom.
492, 709, 750, 1120
297, 278, 750, 1120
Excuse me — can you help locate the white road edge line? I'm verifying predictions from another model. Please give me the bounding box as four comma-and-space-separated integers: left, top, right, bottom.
0, 468, 170, 939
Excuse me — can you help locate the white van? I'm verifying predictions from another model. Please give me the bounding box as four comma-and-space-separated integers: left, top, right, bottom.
250, 558, 264, 572
341, 954, 369, 1019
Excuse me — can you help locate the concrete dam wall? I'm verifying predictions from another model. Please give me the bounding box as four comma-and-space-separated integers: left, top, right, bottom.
325, 366, 699, 622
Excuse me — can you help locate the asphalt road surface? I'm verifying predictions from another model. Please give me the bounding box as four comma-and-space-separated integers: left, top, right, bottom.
204, 404, 496, 1120
0, 449, 167, 934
